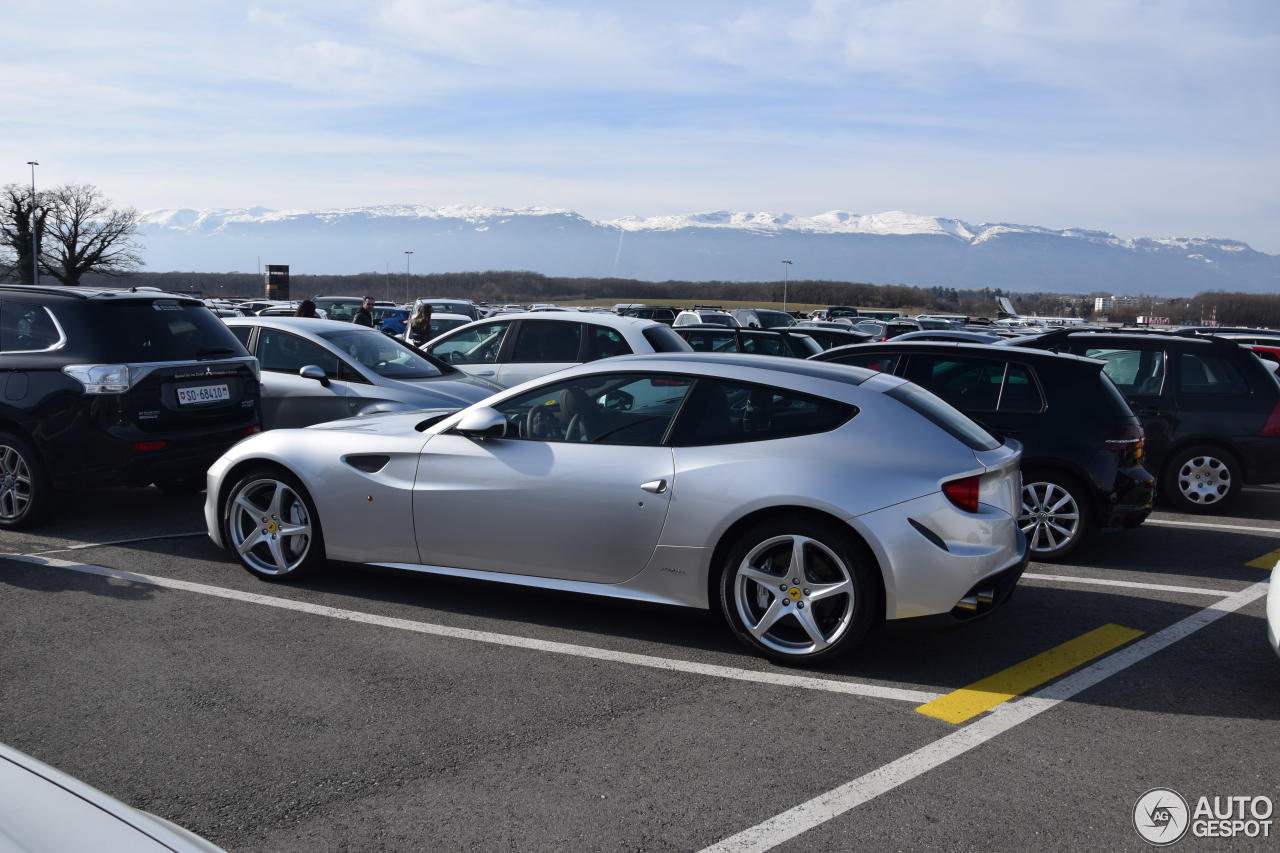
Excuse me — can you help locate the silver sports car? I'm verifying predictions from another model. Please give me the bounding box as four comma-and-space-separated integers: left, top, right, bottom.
205, 354, 1028, 663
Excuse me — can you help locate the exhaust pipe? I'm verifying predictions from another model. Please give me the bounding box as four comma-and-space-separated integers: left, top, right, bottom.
953, 587, 997, 615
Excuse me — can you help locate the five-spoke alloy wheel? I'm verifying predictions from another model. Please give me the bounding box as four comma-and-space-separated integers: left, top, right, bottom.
720, 516, 875, 664
1018, 471, 1090, 561
224, 468, 325, 580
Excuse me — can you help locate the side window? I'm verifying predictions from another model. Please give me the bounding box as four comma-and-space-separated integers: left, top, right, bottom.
1084, 348, 1165, 395
510, 321, 583, 363
998, 363, 1044, 412
256, 329, 339, 377
0, 302, 62, 351
902, 355, 1003, 411
1178, 353, 1249, 395
669, 379, 855, 446
229, 326, 253, 347
740, 333, 787, 356
428, 321, 510, 365
585, 325, 633, 361
682, 330, 739, 352
492, 373, 693, 445
831, 352, 900, 374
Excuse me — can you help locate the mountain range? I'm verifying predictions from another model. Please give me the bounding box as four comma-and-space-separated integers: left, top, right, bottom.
136, 206, 1280, 296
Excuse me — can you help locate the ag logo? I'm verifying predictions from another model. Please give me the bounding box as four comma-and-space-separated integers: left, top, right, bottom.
1134, 788, 1190, 845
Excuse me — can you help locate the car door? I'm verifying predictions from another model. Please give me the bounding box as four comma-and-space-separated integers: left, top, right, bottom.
412, 373, 692, 582
494, 320, 584, 387
1075, 344, 1175, 465
424, 319, 513, 380
254, 328, 368, 429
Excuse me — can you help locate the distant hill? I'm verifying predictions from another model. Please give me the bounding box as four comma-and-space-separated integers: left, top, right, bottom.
136, 205, 1280, 296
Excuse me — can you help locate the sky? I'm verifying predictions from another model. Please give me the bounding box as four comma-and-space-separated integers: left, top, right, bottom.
3, 0, 1279, 252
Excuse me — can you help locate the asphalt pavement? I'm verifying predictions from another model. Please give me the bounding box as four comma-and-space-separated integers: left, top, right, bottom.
2, 486, 1277, 851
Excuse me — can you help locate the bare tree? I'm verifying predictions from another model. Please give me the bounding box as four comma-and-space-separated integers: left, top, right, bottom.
0, 183, 47, 285
38, 183, 143, 287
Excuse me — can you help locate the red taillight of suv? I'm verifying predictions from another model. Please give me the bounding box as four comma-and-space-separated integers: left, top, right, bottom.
1262, 402, 1280, 437
1103, 423, 1146, 461
943, 475, 982, 513
131, 440, 169, 453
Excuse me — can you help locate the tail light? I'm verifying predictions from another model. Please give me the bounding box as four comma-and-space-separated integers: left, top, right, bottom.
1103, 423, 1146, 461
245, 425, 262, 435
131, 440, 169, 453
943, 475, 981, 513
63, 364, 132, 393
1262, 402, 1280, 437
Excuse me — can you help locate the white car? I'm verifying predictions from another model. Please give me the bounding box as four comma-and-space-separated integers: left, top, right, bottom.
674, 309, 738, 328
1268, 561, 1280, 658
422, 311, 692, 388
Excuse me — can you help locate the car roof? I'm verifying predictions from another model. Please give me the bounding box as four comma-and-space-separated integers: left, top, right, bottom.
816, 339, 1107, 367
0, 284, 202, 303
568, 352, 878, 387
1012, 330, 1223, 348
458, 311, 663, 331
226, 316, 378, 334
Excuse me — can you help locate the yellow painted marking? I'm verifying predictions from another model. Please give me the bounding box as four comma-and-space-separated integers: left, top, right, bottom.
1246, 549, 1280, 571
915, 623, 1145, 724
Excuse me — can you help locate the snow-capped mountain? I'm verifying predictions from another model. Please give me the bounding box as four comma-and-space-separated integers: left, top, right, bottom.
136, 205, 1279, 295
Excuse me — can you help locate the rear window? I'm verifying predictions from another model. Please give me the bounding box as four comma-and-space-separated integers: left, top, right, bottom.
642, 324, 692, 353
698, 313, 736, 327
93, 300, 250, 362
885, 382, 1001, 451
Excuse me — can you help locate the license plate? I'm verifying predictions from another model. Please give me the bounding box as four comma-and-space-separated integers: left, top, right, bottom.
177, 383, 230, 405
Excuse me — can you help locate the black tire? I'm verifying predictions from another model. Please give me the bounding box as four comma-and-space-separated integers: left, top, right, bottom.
154, 474, 206, 496
1160, 445, 1241, 514
221, 466, 326, 581
1018, 469, 1092, 562
0, 430, 51, 530
718, 514, 878, 665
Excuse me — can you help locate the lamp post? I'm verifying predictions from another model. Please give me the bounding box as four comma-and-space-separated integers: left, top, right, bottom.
26, 161, 39, 286
781, 259, 792, 313
404, 251, 414, 304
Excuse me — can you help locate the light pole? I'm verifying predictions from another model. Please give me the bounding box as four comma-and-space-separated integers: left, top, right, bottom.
781, 259, 792, 313
26, 161, 39, 285
403, 251, 414, 304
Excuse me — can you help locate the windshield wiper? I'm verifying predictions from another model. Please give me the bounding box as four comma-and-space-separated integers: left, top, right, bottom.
196, 346, 239, 359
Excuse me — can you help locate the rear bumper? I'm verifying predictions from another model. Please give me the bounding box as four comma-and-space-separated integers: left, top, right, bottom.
48, 423, 259, 489
1097, 464, 1155, 530
1234, 437, 1280, 485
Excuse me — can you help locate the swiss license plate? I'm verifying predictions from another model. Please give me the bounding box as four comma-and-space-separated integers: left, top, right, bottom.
177, 383, 230, 405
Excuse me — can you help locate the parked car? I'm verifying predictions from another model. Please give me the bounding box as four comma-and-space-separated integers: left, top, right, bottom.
814, 341, 1154, 560
312, 296, 364, 322
1269, 561, 1280, 659
372, 306, 409, 335
789, 324, 874, 350
206, 353, 1028, 664
0, 285, 262, 527
623, 306, 680, 325
413, 298, 483, 321
422, 312, 692, 388
0, 741, 224, 852
674, 325, 822, 358
225, 317, 499, 429
893, 330, 1005, 344
1010, 330, 1280, 512
673, 309, 738, 328
730, 307, 797, 329
853, 319, 923, 340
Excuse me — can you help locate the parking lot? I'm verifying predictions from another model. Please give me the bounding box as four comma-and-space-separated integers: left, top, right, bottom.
2, 485, 1277, 851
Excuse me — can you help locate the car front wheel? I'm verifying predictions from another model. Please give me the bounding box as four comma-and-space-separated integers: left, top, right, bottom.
719, 516, 877, 665
223, 468, 325, 580
1161, 445, 1241, 513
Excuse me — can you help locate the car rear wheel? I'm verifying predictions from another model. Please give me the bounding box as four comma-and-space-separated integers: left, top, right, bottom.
0, 431, 50, 530
719, 516, 877, 665
1161, 445, 1241, 513
223, 468, 325, 580
1019, 471, 1091, 562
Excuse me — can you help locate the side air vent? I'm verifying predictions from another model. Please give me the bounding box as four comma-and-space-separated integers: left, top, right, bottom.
345, 454, 390, 474
908, 517, 949, 552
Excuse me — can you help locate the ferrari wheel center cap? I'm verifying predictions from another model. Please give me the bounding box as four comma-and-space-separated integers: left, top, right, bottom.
787, 587, 802, 601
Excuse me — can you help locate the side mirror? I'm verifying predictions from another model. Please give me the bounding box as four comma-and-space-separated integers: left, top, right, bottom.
455, 406, 507, 439
299, 365, 330, 387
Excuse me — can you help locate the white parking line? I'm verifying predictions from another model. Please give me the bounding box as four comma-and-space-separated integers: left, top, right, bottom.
25, 531, 207, 556
1022, 572, 1239, 598
1144, 518, 1280, 535
701, 580, 1269, 852
0, 554, 942, 705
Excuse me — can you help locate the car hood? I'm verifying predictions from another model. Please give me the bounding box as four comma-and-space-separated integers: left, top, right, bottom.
374, 372, 502, 403
306, 408, 462, 434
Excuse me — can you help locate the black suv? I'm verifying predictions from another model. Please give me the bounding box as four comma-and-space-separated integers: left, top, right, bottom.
674, 325, 823, 358
1010, 331, 1280, 513
0, 285, 261, 528
813, 341, 1154, 560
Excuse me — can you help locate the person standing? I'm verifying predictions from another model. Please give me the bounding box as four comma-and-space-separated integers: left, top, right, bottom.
352, 295, 374, 327
407, 303, 434, 346
294, 299, 318, 318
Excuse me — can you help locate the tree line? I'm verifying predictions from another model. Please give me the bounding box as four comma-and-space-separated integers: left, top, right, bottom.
0, 183, 141, 287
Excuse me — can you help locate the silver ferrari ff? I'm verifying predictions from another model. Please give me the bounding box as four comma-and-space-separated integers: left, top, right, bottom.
205, 354, 1028, 664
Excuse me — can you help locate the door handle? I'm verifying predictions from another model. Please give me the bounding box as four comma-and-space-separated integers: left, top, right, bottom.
474, 370, 496, 376
640, 479, 668, 494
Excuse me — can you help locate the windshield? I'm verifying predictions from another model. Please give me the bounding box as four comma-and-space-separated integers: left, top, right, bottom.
756, 310, 796, 328
320, 329, 446, 379
93, 300, 250, 362
699, 313, 736, 327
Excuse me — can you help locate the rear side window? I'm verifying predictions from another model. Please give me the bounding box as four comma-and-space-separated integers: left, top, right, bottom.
1178, 353, 1249, 395
886, 382, 1000, 451
681, 330, 740, 352
257, 329, 340, 377
642, 324, 691, 352
92, 300, 250, 362
229, 326, 253, 347
585, 325, 633, 361
669, 378, 856, 446
510, 320, 582, 363
0, 302, 62, 351
830, 351, 900, 374
1084, 347, 1165, 395
740, 333, 789, 356
999, 363, 1044, 413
